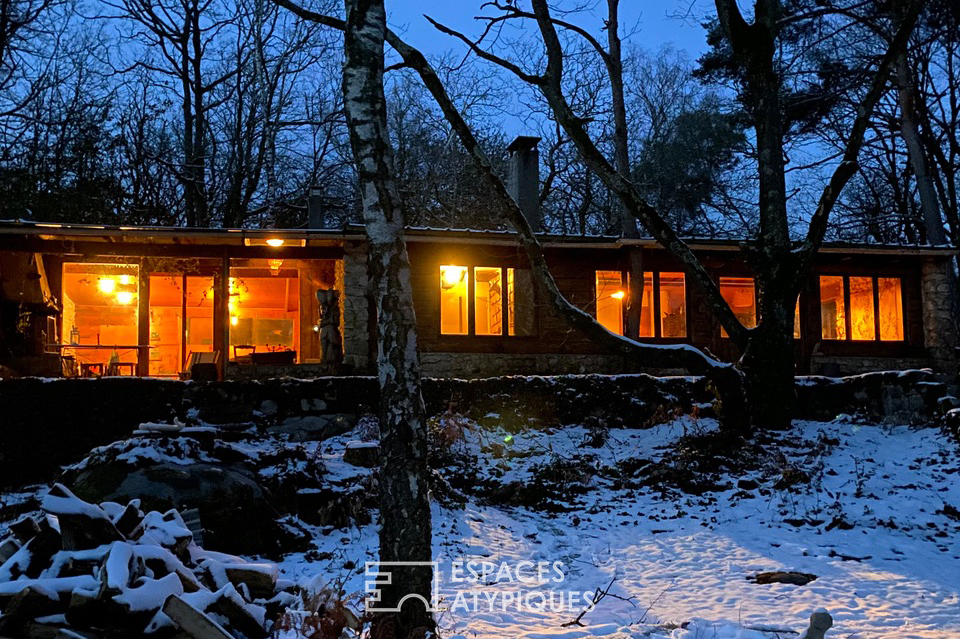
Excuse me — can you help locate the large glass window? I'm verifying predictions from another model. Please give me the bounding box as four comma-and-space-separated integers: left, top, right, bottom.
849, 276, 875, 341
508, 268, 536, 336
878, 278, 904, 341
229, 259, 300, 360
148, 275, 214, 376
719, 277, 756, 338
594, 270, 685, 338
659, 272, 687, 338
441, 265, 534, 336
440, 265, 468, 335
475, 267, 503, 336
61, 262, 140, 375
820, 276, 846, 340
595, 270, 624, 334
820, 275, 904, 342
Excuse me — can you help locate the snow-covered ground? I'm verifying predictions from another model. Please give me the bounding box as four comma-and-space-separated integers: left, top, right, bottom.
276, 417, 960, 639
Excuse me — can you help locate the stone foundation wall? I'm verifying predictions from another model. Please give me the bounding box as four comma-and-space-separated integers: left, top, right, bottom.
921, 257, 958, 374
419, 352, 685, 378
2, 370, 953, 488
341, 240, 371, 373
808, 355, 934, 377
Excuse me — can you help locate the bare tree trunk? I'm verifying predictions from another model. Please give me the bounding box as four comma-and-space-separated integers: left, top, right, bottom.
341, 0, 433, 636
896, 49, 946, 245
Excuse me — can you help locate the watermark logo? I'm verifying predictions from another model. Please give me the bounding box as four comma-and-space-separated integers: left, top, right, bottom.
364, 560, 596, 615
364, 561, 440, 613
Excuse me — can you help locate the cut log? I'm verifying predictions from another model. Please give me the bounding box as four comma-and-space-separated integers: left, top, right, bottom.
162, 595, 236, 639
0, 585, 63, 635
223, 564, 278, 600
113, 503, 144, 539
42, 485, 123, 551
0, 538, 19, 564
9, 517, 41, 544
208, 588, 268, 639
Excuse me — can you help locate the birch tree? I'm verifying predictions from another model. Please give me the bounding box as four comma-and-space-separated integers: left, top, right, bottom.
340, 0, 433, 636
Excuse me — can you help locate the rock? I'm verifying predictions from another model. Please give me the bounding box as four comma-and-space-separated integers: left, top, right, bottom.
258, 400, 278, 417
266, 414, 356, 442
801, 609, 833, 639
343, 441, 379, 468
749, 571, 818, 586
937, 395, 960, 415
42, 484, 123, 551
71, 463, 277, 555
300, 398, 327, 412
737, 479, 759, 491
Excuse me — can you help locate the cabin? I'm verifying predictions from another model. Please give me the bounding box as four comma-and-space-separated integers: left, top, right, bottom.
0, 139, 956, 380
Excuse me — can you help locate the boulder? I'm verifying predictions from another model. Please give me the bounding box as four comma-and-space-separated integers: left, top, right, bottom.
266, 414, 356, 442
71, 462, 277, 555
343, 441, 379, 468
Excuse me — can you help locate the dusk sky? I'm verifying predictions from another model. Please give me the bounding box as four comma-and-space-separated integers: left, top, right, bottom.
388, 1, 714, 64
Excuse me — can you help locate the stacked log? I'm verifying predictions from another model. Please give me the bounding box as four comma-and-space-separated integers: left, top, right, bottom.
0, 484, 297, 639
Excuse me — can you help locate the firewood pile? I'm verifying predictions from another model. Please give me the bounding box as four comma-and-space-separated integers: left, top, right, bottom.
0, 484, 296, 638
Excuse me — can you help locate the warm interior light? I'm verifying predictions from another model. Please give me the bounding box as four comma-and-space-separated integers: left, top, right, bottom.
610, 291, 625, 300
230, 315, 238, 326
268, 258, 284, 275
115, 291, 134, 305
441, 265, 466, 289
98, 278, 116, 293
119, 274, 131, 285
266, 238, 284, 247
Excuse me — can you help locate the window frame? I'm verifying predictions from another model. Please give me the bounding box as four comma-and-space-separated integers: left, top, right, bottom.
593, 269, 688, 340
818, 274, 907, 343
438, 264, 537, 338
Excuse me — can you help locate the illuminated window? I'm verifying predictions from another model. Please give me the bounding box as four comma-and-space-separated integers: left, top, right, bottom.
229, 260, 300, 360
61, 263, 140, 373
878, 278, 904, 341
595, 270, 684, 338
475, 267, 503, 336
634, 272, 655, 338
595, 270, 624, 334
820, 276, 846, 340
719, 277, 756, 338
148, 275, 214, 376
820, 275, 904, 342
794, 301, 801, 339
659, 272, 686, 338
508, 268, 536, 336
440, 265, 468, 335
849, 277, 875, 340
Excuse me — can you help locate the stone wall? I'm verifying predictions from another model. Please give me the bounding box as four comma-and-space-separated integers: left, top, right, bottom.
921, 257, 958, 374
808, 355, 934, 377
2, 370, 953, 488
419, 351, 684, 378
341, 240, 371, 373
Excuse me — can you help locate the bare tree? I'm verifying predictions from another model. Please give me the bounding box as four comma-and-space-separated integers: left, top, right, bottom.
339, 1, 434, 637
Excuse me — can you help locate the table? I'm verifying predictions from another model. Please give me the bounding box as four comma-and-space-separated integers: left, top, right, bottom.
49, 344, 152, 377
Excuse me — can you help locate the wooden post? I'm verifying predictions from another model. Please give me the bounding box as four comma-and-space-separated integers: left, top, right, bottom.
213, 252, 230, 380
137, 260, 150, 376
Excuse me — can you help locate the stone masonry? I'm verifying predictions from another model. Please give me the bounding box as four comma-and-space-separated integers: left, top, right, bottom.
921, 256, 958, 374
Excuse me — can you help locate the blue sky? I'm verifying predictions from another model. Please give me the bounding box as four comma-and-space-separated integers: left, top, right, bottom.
388, 0, 714, 63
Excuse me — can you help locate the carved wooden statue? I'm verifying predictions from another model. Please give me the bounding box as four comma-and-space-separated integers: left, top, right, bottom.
316, 289, 343, 366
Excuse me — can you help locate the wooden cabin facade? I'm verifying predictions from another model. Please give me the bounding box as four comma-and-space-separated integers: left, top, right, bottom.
0, 220, 956, 380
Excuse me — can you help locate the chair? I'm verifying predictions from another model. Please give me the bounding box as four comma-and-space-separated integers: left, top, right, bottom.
80, 363, 104, 377
181, 351, 221, 382
232, 344, 256, 365
107, 362, 136, 376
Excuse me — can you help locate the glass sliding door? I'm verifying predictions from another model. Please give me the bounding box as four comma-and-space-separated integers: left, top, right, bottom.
148, 275, 214, 376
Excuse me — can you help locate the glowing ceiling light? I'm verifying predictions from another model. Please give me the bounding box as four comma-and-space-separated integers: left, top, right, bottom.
119, 274, 131, 285
230, 315, 238, 326
440, 265, 466, 289
268, 258, 283, 275
266, 238, 284, 247
98, 278, 116, 294
116, 291, 135, 305
611, 291, 625, 300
